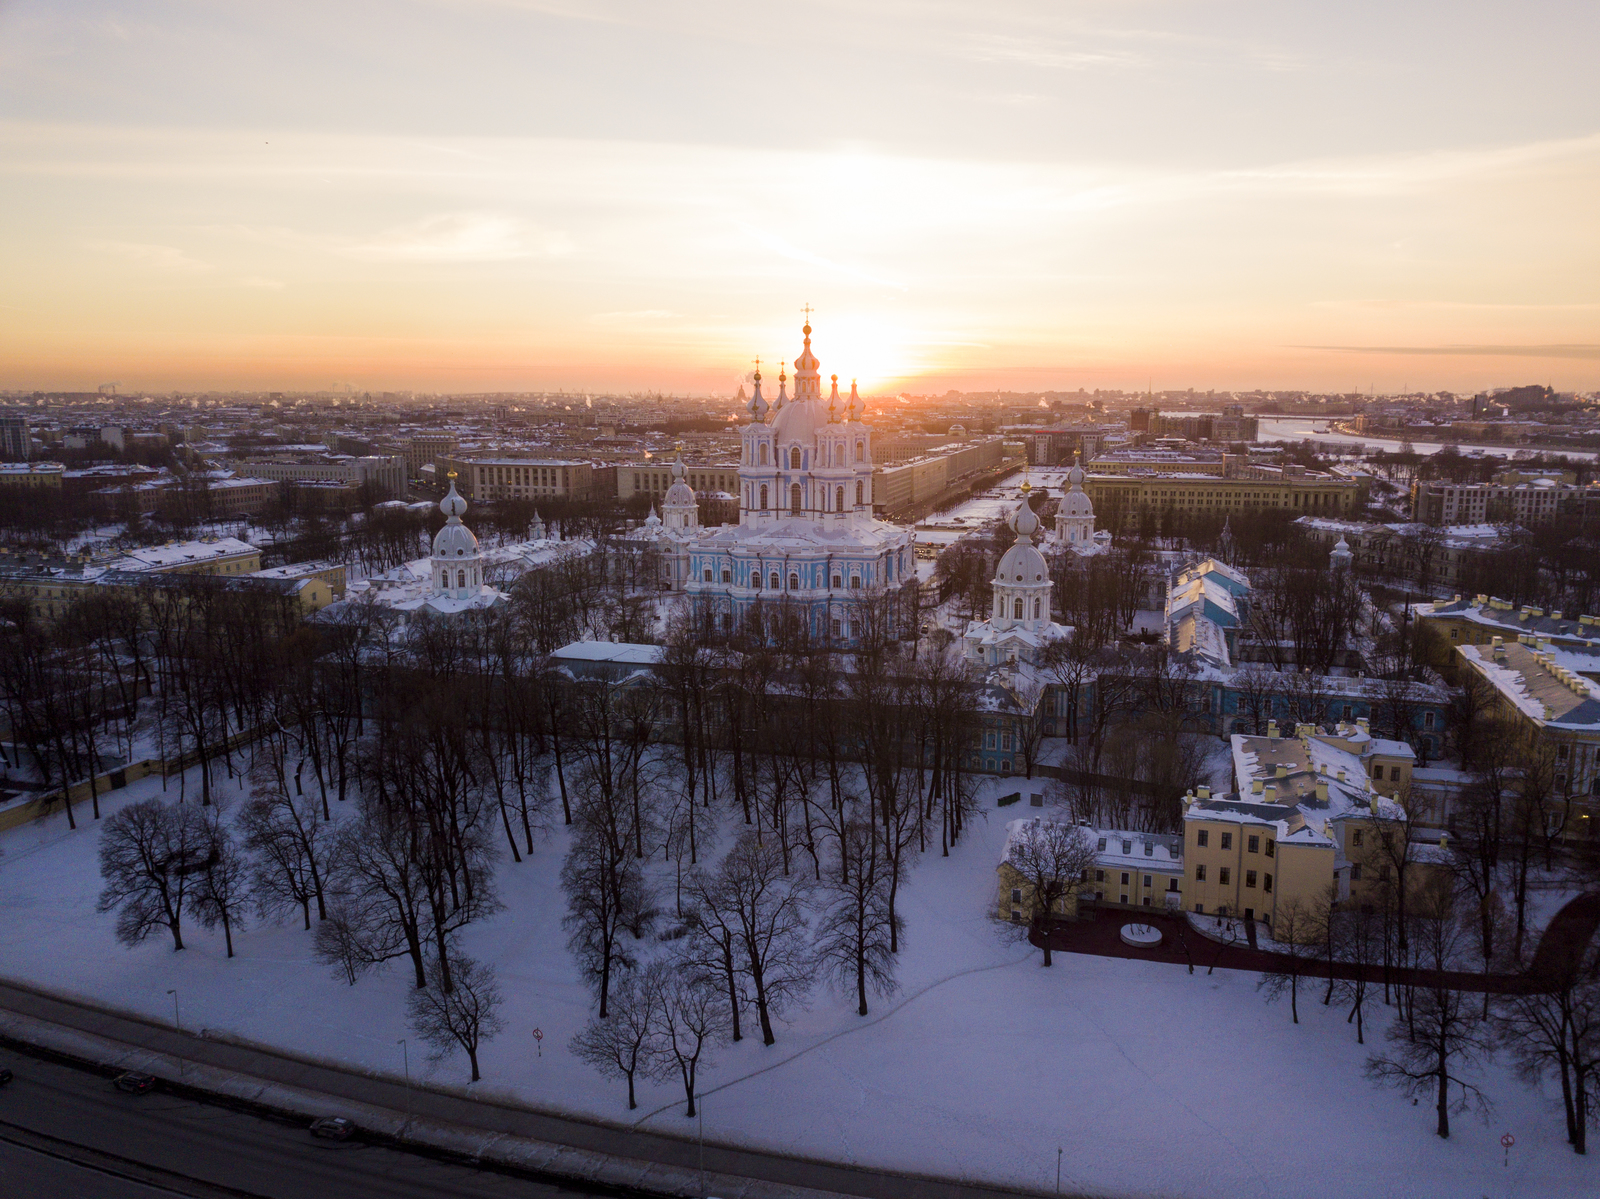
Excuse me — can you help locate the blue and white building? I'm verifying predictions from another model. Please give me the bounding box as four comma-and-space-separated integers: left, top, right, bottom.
679, 322, 918, 640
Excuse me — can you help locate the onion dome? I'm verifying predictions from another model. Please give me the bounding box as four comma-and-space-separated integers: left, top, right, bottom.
662, 447, 697, 508
996, 498, 1049, 586
848, 379, 863, 422
748, 368, 768, 422
774, 366, 787, 412
433, 474, 479, 560
828, 374, 840, 422
643, 505, 662, 528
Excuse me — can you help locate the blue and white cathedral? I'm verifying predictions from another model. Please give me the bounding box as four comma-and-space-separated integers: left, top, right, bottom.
668, 322, 917, 640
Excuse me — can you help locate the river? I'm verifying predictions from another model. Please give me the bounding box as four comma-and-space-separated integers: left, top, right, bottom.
1254, 416, 1597, 462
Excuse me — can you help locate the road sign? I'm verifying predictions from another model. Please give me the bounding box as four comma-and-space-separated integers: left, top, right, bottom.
1501, 1133, 1515, 1148
533, 1027, 543, 1057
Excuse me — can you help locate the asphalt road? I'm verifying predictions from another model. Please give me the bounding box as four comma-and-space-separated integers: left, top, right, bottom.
0, 1050, 605, 1199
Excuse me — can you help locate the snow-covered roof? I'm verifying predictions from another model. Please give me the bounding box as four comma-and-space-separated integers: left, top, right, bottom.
1459, 642, 1600, 730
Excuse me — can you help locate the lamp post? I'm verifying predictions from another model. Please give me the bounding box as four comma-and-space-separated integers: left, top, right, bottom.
397, 1039, 411, 1128
697, 1092, 705, 1198
1056, 1147, 1063, 1194
166, 989, 180, 1033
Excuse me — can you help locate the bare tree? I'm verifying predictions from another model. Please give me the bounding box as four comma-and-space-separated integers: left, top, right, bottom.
569, 966, 662, 1110
813, 818, 902, 1016
240, 773, 330, 931
406, 953, 505, 1083
97, 799, 210, 952
1000, 819, 1095, 967
1495, 941, 1600, 1154
1364, 915, 1493, 1138
186, 808, 250, 958
648, 959, 730, 1117
561, 813, 657, 1017
1256, 900, 1318, 1023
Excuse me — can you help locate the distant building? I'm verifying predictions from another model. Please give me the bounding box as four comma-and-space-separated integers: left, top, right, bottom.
1410, 473, 1594, 526
0, 462, 63, 491
0, 412, 32, 461
434, 456, 592, 502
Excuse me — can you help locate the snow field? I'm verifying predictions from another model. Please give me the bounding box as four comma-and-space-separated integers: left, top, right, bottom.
0, 768, 1593, 1198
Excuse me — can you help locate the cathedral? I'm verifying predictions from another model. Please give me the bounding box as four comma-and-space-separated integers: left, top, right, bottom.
646, 322, 918, 641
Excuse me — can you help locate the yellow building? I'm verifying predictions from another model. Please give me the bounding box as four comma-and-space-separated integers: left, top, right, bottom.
1415, 595, 1600, 671
1085, 467, 1357, 528
0, 461, 64, 490
0, 537, 263, 623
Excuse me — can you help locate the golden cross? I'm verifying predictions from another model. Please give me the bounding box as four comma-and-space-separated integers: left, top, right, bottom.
801, 303, 814, 324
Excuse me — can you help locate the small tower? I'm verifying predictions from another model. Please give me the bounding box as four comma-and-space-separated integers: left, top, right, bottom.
661, 446, 699, 532
1330, 535, 1353, 570
431, 472, 481, 600
1053, 452, 1095, 547
529, 509, 546, 541
991, 485, 1052, 632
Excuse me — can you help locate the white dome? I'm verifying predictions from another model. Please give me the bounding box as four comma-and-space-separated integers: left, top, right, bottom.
1066, 462, 1087, 487
996, 539, 1049, 585
1059, 489, 1094, 518
433, 520, 479, 559
663, 480, 697, 507
771, 395, 825, 446
1010, 497, 1040, 539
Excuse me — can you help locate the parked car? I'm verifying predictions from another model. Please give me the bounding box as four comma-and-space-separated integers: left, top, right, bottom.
309, 1116, 354, 1141
113, 1072, 156, 1094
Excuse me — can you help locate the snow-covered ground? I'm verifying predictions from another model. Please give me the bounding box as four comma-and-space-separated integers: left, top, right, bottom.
0, 767, 1592, 1199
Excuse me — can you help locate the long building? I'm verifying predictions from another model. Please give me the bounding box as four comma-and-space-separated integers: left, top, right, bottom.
616, 461, 739, 501
434, 456, 593, 502
1085, 465, 1359, 527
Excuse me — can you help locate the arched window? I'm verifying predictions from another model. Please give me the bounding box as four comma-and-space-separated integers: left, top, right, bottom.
856, 440, 864, 462
836, 485, 844, 511
789, 572, 799, 591
855, 480, 864, 506
722, 568, 732, 583
790, 447, 801, 469
1033, 598, 1041, 619
770, 572, 779, 590
458, 570, 467, 589
1013, 598, 1024, 620
791, 483, 802, 514
832, 573, 842, 589
752, 572, 761, 589
759, 443, 768, 466
759, 484, 768, 510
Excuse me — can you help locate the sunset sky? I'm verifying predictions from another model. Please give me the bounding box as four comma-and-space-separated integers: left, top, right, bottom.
2, 1, 1597, 395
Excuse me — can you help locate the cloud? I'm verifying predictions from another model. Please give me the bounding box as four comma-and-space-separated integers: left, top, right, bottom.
337, 213, 570, 263
1294, 344, 1600, 360
737, 224, 905, 290
85, 240, 210, 273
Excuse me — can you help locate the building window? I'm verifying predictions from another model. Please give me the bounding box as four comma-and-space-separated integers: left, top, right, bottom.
833, 574, 842, 589
1247, 835, 1259, 854
457, 570, 466, 588
1194, 903, 1204, 914
704, 568, 713, 582
1194, 864, 1206, 881
1167, 878, 1179, 892
1120, 872, 1130, 886
1424, 712, 1435, 729
1391, 766, 1402, 782
1265, 839, 1274, 857
1142, 874, 1152, 888
770, 572, 779, 589
759, 484, 768, 510
836, 485, 844, 511
856, 440, 864, 462
1010, 888, 1022, 904
789, 572, 799, 590
1263, 873, 1273, 893
791, 483, 802, 514
1352, 829, 1364, 847
1220, 832, 1232, 850
1121, 840, 1132, 854
1342, 704, 1353, 720
833, 618, 842, 637
1219, 867, 1231, 885
1371, 762, 1383, 779
1095, 870, 1104, 882
984, 732, 995, 750
759, 444, 768, 465
1351, 864, 1363, 881
1197, 830, 1209, 848
1000, 733, 1012, 751
1245, 870, 1257, 889
851, 574, 861, 588
1011, 909, 1021, 922
856, 480, 864, 505
752, 572, 761, 588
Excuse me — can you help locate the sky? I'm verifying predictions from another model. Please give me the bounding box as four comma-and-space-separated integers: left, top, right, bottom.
1, 1, 1597, 396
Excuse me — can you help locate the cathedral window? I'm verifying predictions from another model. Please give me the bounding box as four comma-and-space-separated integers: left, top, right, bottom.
851, 574, 861, 589
759, 484, 768, 510
836, 485, 844, 511
1034, 598, 1042, 619
790, 447, 801, 469
855, 480, 864, 506
752, 572, 761, 588
791, 483, 802, 514
722, 568, 732, 583
856, 440, 864, 462
770, 572, 780, 589
1013, 598, 1024, 620
832, 574, 842, 589
759, 443, 768, 466
789, 572, 799, 591
833, 618, 841, 638
458, 570, 466, 589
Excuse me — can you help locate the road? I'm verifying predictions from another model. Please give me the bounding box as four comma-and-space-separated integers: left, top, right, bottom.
0, 1050, 605, 1199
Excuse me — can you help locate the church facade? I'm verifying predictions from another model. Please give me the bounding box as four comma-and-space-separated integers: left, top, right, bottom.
671, 322, 918, 641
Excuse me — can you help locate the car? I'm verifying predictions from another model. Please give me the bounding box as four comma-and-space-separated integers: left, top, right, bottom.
0, 1066, 12, 1086
113, 1071, 156, 1094
309, 1116, 354, 1141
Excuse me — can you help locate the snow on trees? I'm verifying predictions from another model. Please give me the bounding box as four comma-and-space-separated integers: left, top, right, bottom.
814, 818, 901, 1016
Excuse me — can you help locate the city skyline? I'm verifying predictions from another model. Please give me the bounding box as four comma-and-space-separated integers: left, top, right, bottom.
3, 1, 1598, 394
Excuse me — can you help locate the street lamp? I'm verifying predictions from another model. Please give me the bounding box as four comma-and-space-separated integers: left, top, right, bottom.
397, 1039, 411, 1128
166, 989, 180, 1033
